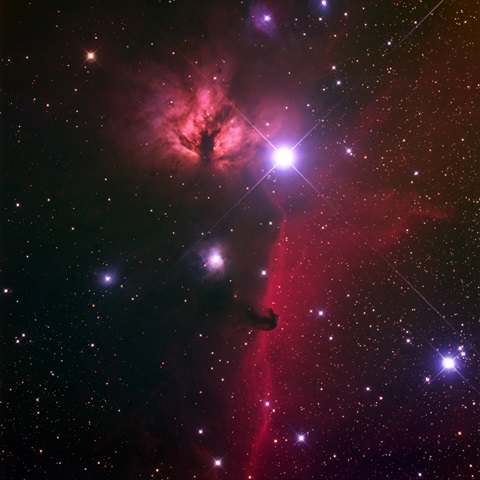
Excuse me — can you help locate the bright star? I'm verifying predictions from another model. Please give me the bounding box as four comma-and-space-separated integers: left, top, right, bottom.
210, 254, 221, 264
209, 252, 223, 267
264, 14, 271, 21
261, 270, 267, 276
273, 147, 294, 168
87, 52, 95, 61
298, 434, 305, 442
202, 247, 226, 274
214, 459, 222, 467
442, 357, 455, 369
204, 248, 225, 273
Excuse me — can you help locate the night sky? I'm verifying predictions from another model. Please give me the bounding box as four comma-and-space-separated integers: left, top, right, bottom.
2, 1, 479, 479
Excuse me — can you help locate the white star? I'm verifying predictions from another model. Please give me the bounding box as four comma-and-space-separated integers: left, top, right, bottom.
442, 357, 455, 369
210, 253, 222, 265
273, 147, 294, 168
208, 251, 224, 269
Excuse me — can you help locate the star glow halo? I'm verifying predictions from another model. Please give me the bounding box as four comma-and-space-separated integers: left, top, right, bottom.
273, 147, 295, 168
203, 247, 226, 275
442, 357, 455, 370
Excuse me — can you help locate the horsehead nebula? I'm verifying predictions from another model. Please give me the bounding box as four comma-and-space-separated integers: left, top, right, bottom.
5, 1, 476, 479
97, 2, 464, 477
108, 47, 290, 333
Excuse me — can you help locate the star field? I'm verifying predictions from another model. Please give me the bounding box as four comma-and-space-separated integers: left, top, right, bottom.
2, 1, 479, 479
